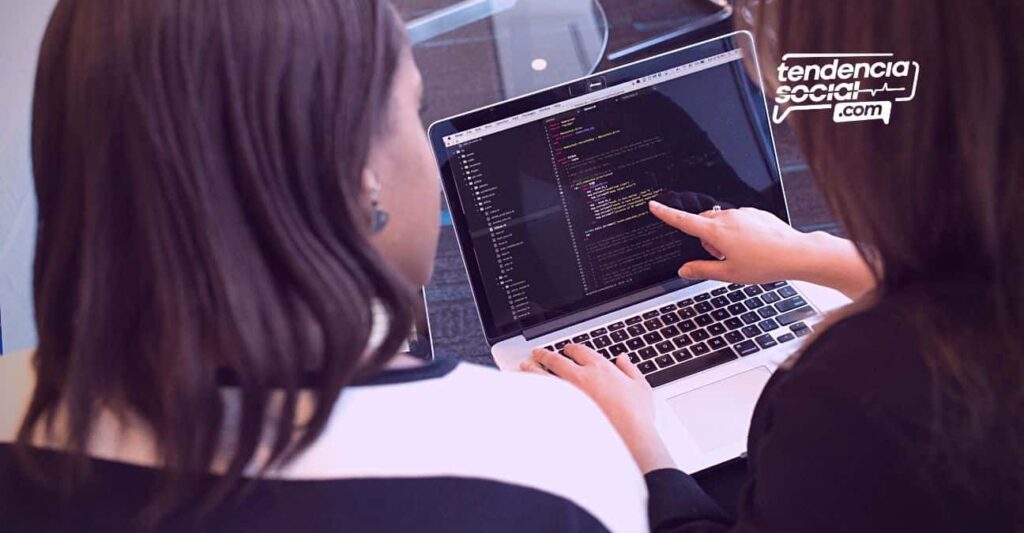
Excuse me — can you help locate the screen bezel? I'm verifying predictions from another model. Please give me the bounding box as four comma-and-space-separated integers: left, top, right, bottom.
428, 31, 789, 344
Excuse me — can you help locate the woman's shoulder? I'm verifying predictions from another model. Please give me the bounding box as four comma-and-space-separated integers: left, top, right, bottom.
286, 358, 650, 532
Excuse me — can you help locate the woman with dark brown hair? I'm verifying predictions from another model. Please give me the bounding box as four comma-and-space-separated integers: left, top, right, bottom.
0, 1, 650, 531
527, 0, 1023, 531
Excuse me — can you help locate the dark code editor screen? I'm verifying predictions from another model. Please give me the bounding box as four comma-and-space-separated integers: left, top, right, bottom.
446, 58, 782, 336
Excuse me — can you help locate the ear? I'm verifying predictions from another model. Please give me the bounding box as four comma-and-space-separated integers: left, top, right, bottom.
361, 166, 378, 201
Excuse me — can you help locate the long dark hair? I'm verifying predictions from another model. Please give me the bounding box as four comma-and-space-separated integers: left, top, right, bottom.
741, 0, 1023, 523
20, 0, 413, 517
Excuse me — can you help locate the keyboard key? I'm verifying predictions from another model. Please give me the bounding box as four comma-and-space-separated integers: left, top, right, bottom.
710, 296, 730, 308
724, 318, 744, 330
655, 354, 675, 368
691, 329, 710, 342
643, 332, 664, 344
598, 348, 611, 358
628, 353, 641, 364
711, 309, 730, 321
660, 325, 680, 338
793, 325, 812, 337
591, 327, 608, 336
626, 338, 645, 350
593, 335, 612, 349
610, 330, 629, 342
626, 316, 643, 325
777, 306, 817, 326
778, 286, 798, 298
661, 311, 680, 324
695, 302, 713, 314
659, 304, 677, 313
727, 303, 747, 315
695, 293, 712, 302
740, 312, 760, 325
741, 325, 761, 338
727, 283, 744, 290
725, 331, 745, 344
643, 310, 660, 320
608, 322, 626, 331
775, 296, 807, 313
691, 342, 710, 356
673, 334, 693, 348
543, 345, 554, 352
677, 298, 694, 307
645, 347, 738, 387
655, 341, 675, 354
758, 318, 780, 332
708, 323, 727, 336
708, 336, 727, 350
638, 361, 658, 374
761, 291, 781, 304
639, 347, 658, 359
643, 318, 664, 330
678, 319, 696, 332
695, 314, 713, 327
583, 341, 594, 349
610, 343, 628, 355
757, 306, 779, 318
673, 349, 692, 362
627, 325, 646, 337
744, 296, 765, 310
727, 291, 746, 303
735, 340, 760, 356
778, 333, 796, 343
755, 334, 778, 349
555, 340, 570, 349
760, 281, 787, 290
743, 286, 764, 297
711, 287, 729, 296
678, 307, 697, 318
572, 333, 590, 343
790, 322, 809, 332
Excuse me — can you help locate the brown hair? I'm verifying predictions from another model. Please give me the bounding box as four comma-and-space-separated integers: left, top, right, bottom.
21, 0, 412, 518
741, 0, 1023, 522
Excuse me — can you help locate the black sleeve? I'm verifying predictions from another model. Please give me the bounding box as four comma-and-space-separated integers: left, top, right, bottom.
646, 469, 732, 532
644, 313, 933, 533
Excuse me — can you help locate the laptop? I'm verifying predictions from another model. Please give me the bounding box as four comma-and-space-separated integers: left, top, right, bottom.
427, 31, 849, 473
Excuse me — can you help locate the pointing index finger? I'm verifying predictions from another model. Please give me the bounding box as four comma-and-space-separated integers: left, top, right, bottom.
649, 201, 715, 239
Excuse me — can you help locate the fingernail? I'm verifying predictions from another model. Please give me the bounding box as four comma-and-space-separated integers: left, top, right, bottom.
649, 200, 665, 211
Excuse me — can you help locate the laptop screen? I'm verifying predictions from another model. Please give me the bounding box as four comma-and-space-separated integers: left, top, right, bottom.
433, 33, 786, 341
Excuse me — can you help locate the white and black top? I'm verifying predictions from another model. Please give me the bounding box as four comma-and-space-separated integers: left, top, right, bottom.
0, 358, 649, 532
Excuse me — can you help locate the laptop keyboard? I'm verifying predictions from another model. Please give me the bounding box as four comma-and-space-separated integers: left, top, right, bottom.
538, 282, 818, 388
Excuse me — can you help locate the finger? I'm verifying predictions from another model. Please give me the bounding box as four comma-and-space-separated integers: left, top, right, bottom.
563, 343, 605, 366
679, 259, 730, 281
701, 240, 725, 260
614, 355, 644, 379
520, 359, 551, 376
649, 201, 715, 239
531, 348, 581, 382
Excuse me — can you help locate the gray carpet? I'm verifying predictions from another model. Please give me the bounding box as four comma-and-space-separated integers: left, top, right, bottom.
396, 0, 838, 365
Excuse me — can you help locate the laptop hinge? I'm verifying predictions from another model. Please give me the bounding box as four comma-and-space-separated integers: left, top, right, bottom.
522, 279, 689, 341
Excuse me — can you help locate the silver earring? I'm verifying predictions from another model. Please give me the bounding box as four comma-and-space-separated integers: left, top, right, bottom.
369, 180, 389, 234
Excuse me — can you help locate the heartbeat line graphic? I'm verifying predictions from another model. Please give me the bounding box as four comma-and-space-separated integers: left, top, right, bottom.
800, 83, 907, 97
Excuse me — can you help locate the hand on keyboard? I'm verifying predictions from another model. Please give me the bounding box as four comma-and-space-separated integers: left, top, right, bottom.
522, 344, 676, 474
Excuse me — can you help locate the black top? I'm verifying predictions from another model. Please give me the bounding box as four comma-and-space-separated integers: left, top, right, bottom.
646, 282, 1015, 532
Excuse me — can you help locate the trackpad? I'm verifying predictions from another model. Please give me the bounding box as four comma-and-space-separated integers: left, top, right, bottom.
667, 368, 771, 453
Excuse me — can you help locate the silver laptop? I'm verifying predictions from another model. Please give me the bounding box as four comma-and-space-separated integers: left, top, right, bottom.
428, 31, 848, 473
